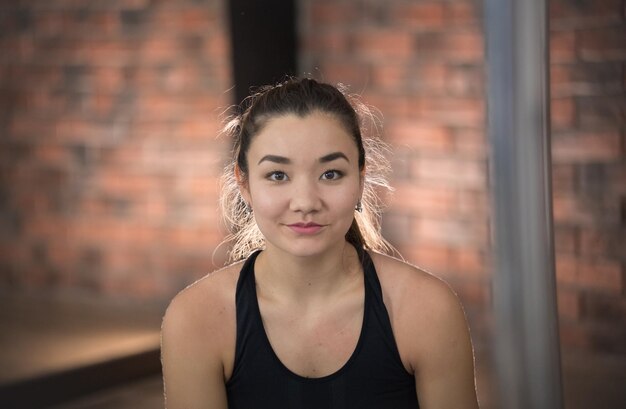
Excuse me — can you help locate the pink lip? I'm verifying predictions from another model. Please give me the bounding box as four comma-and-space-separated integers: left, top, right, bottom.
287, 223, 324, 235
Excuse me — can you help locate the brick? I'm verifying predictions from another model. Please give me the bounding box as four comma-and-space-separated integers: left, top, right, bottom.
173, 117, 223, 141
408, 62, 448, 94
0, 36, 35, 62
588, 323, 626, 354
454, 128, 487, 158
309, 1, 357, 26
552, 192, 621, 225
554, 62, 624, 97
444, 2, 480, 26
559, 321, 591, 349
149, 8, 219, 34
578, 26, 626, 61
381, 212, 413, 245
588, 163, 626, 197
401, 242, 454, 273
577, 95, 626, 128
583, 293, 626, 324
450, 247, 489, 278
577, 162, 619, 196
412, 156, 486, 188
579, 227, 626, 259
410, 96, 485, 126
391, 2, 445, 29
95, 171, 162, 198
415, 217, 489, 247
359, 92, 414, 119
450, 278, 491, 307
557, 254, 623, 293
316, 60, 370, 88
388, 147, 412, 181
416, 30, 484, 62
80, 194, 133, 218
551, 97, 575, 129
33, 11, 74, 37
553, 225, 578, 253
369, 63, 408, 91
550, 30, 576, 63
389, 183, 458, 217
32, 144, 73, 164
552, 131, 622, 163
447, 64, 483, 96
202, 32, 229, 59
353, 29, 414, 60
555, 253, 580, 285
303, 31, 351, 55
551, 163, 576, 192
550, 0, 623, 20
167, 225, 223, 252
550, 65, 571, 96
385, 120, 454, 151
72, 38, 138, 65
457, 189, 489, 217
557, 288, 581, 320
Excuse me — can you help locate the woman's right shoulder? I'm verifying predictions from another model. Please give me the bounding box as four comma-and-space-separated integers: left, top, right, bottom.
162, 260, 245, 342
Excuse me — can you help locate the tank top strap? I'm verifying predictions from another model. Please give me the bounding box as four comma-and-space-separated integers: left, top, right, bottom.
230, 250, 263, 382
361, 251, 406, 365
361, 250, 385, 305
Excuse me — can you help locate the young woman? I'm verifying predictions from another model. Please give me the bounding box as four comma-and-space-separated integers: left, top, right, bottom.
161, 78, 479, 408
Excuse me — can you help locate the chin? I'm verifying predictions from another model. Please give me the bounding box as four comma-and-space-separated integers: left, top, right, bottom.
269, 237, 345, 259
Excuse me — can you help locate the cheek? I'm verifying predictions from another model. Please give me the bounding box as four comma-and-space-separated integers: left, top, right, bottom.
328, 185, 360, 212
249, 185, 286, 215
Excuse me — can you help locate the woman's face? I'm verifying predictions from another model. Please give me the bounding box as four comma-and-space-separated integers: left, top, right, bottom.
239, 111, 363, 258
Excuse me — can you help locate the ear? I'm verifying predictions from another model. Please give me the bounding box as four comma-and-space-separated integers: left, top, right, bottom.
234, 164, 252, 205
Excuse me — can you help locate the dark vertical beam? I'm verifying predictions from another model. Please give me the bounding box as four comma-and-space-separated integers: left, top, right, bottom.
483, 1, 564, 408
228, 0, 297, 106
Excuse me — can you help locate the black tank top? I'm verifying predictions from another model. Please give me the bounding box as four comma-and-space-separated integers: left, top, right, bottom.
226, 250, 420, 409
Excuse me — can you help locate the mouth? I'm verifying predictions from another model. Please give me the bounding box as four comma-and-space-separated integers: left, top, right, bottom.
286, 222, 325, 235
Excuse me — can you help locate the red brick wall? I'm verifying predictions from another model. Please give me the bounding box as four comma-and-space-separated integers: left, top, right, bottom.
1, 0, 624, 353
549, 0, 626, 353
299, 0, 625, 353
0, 0, 232, 298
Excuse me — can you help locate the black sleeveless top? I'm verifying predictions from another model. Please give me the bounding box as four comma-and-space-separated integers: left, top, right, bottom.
226, 251, 420, 409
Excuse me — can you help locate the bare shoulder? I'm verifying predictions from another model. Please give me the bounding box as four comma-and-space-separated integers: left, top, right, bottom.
368, 252, 471, 372
161, 260, 244, 376
162, 261, 242, 345
160, 261, 244, 408
368, 251, 461, 315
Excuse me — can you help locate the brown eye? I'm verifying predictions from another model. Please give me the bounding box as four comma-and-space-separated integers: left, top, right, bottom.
267, 171, 288, 182
321, 170, 343, 180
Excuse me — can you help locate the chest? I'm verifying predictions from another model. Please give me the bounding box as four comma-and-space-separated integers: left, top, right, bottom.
258, 293, 364, 378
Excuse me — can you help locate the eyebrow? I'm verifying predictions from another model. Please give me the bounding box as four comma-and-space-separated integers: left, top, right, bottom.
319, 152, 349, 163
257, 151, 350, 165
258, 155, 290, 165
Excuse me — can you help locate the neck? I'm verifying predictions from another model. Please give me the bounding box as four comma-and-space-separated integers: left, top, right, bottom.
255, 241, 362, 304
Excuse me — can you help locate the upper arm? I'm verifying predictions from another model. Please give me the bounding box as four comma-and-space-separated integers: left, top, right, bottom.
374, 254, 478, 409
161, 291, 229, 409
409, 280, 479, 409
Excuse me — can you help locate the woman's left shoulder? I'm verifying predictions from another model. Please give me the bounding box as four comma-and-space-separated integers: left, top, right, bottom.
368, 251, 478, 404
368, 252, 470, 361
368, 251, 462, 312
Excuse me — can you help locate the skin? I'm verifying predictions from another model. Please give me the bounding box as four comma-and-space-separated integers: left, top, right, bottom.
161, 111, 479, 408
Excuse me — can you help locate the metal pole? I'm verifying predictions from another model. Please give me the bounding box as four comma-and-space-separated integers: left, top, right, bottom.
483, 0, 564, 408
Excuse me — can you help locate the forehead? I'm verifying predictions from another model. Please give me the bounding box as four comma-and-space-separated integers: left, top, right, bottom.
249, 112, 357, 159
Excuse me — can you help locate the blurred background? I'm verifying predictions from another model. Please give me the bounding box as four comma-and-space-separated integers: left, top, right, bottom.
0, 0, 624, 408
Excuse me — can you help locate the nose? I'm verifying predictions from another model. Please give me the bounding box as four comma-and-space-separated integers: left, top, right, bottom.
289, 178, 321, 214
